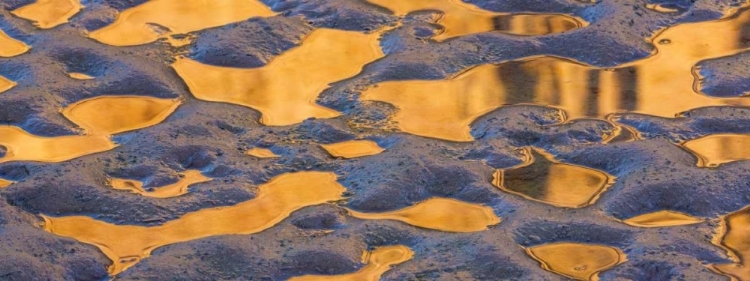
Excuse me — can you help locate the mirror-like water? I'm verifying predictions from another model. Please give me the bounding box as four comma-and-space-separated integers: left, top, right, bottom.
43, 172, 346, 274
245, 147, 279, 159
682, 134, 750, 167
0, 126, 115, 163
12, 0, 82, 29
109, 170, 211, 198
173, 28, 386, 126
288, 245, 414, 281
0, 178, 14, 188
89, 0, 275, 46
0, 75, 16, 94
362, 7, 750, 141
61, 96, 180, 135
347, 197, 500, 232
0, 96, 179, 163
320, 140, 385, 159
712, 207, 750, 281
526, 242, 626, 281
622, 210, 703, 228
67, 72, 95, 80
367, 0, 586, 41
493, 148, 613, 208
0, 29, 29, 57
8, 0, 750, 279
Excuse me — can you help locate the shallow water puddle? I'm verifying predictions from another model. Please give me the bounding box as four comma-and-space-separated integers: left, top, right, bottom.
246, 147, 279, 158
493, 148, 613, 208
361, 63, 511, 141
0, 75, 16, 94
682, 134, 750, 167
0, 178, 14, 188
347, 197, 500, 232
362, 7, 750, 141
367, 0, 586, 41
0, 30, 29, 57
0, 96, 179, 163
622, 210, 702, 227
42, 172, 345, 275
0, 126, 115, 163
173, 28, 385, 126
62, 95, 180, 135
526, 242, 626, 281
321, 140, 385, 159
288, 245, 413, 281
711, 207, 750, 280
110, 170, 211, 198
67, 72, 95, 80
604, 115, 642, 143
12, 0, 83, 29
645, 3, 683, 13
89, 0, 275, 46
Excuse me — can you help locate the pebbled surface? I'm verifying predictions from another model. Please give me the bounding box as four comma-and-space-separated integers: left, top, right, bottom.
1, 0, 750, 280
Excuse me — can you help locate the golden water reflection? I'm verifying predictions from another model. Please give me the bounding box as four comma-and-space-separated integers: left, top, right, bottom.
89, 0, 275, 46
682, 134, 750, 167
61, 96, 180, 135
366, 0, 586, 41
246, 147, 279, 158
0, 75, 16, 94
645, 3, 681, 13
109, 170, 211, 198
12, 0, 83, 29
711, 206, 750, 280
0, 179, 14, 188
622, 210, 702, 228
288, 245, 414, 281
493, 148, 613, 208
0, 29, 29, 57
347, 197, 500, 232
0, 96, 179, 163
361, 7, 750, 141
320, 140, 385, 159
0, 126, 115, 164
68, 72, 95, 80
42, 172, 345, 275
173, 28, 385, 126
526, 242, 626, 281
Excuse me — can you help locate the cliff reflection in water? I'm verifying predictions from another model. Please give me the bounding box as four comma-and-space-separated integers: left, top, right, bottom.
362, 7, 750, 141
